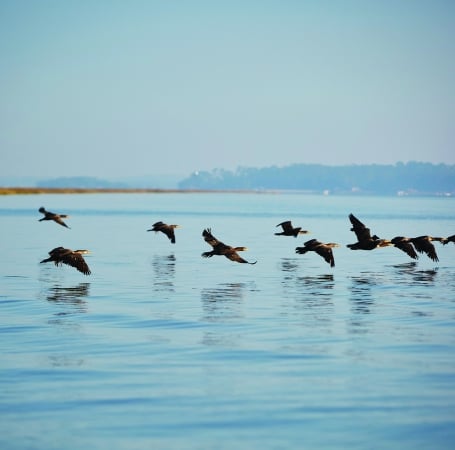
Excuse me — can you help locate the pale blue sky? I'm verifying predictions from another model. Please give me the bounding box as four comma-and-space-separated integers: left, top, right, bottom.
1, 0, 454, 179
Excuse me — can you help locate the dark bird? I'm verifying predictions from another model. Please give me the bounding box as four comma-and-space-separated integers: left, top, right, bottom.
295, 238, 339, 267
40, 247, 91, 275
390, 236, 419, 260
275, 221, 309, 237
202, 228, 257, 264
347, 213, 391, 250
442, 235, 455, 245
38, 207, 70, 228
409, 236, 445, 262
147, 221, 180, 243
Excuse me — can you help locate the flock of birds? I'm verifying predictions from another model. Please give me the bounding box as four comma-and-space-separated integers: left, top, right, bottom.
38, 206, 455, 276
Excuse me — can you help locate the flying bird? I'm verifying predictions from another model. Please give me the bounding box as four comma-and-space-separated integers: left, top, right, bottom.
390, 236, 419, 260
201, 228, 257, 264
275, 221, 309, 237
347, 213, 391, 250
40, 247, 91, 275
295, 239, 339, 267
409, 236, 445, 262
442, 235, 455, 245
147, 221, 180, 243
38, 207, 70, 228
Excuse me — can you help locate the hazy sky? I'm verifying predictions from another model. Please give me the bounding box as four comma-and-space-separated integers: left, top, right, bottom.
1, 0, 454, 179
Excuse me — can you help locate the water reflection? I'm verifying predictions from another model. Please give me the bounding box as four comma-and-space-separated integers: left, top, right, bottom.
348, 273, 382, 334
45, 283, 90, 314
391, 261, 438, 284
201, 282, 246, 322
48, 354, 84, 367
295, 273, 334, 290
200, 283, 247, 347
281, 273, 335, 328
41, 282, 90, 333
280, 258, 300, 273
151, 253, 175, 293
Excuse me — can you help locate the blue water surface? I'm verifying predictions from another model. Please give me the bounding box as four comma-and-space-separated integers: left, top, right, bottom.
1, 193, 455, 449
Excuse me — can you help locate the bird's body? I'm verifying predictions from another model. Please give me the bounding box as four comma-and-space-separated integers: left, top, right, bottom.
295, 238, 339, 267
390, 236, 419, 260
275, 221, 309, 237
38, 207, 70, 228
40, 247, 91, 275
347, 213, 391, 250
409, 235, 445, 262
202, 228, 256, 264
147, 221, 180, 243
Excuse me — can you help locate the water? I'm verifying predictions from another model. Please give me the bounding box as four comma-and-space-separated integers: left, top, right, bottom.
1, 193, 455, 449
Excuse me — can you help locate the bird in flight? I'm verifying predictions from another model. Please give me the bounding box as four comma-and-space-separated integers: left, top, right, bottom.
347, 213, 391, 250
38, 207, 70, 228
390, 236, 419, 260
408, 235, 446, 262
201, 228, 257, 264
275, 220, 309, 237
295, 238, 339, 267
147, 221, 180, 243
40, 247, 91, 275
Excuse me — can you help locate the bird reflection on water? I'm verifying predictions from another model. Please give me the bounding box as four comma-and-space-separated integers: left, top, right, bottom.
200, 282, 250, 347
201, 282, 247, 322
293, 274, 335, 310
391, 261, 438, 284
44, 283, 88, 368
45, 282, 90, 313
43, 283, 90, 333
151, 254, 176, 294
280, 259, 335, 328
349, 275, 378, 315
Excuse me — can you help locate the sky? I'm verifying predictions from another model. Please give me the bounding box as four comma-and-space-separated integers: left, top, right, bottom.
1, 0, 455, 180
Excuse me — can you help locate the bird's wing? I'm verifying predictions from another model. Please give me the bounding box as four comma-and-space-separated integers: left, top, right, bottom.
413, 238, 439, 262
349, 214, 372, 241
153, 221, 164, 228
277, 221, 293, 232
163, 227, 176, 243
202, 228, 223, 248
225, 250, 256, 264
314, 245, 335, 267
392, 238, 418, 260
54, 216, 70, 228
60, 251, 91, 275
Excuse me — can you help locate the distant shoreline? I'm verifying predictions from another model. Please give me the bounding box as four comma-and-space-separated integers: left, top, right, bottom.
0, 187, 260, 195
0, 187, 452, 197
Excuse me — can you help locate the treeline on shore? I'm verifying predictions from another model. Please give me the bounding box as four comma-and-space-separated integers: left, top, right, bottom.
2, 162, 454, 195
178, 162, 455, 195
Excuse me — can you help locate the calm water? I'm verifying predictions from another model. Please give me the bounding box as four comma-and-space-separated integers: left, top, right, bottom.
1, 193, 455, 450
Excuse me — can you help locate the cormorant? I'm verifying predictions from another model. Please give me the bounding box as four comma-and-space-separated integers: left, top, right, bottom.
38, 207, 70, 228
147, 221, 180, 243
275, 221, 309, 237
390, 236, 419, 260
202, 228, 257, 264
443, 235, 455, 245
295, 238, 339, 267
409, 236, 445, 262
347, 213, 391, 250
40, 247, 91, 275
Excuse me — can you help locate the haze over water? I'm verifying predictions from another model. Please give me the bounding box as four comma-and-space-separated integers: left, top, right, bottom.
1, 193, 455, 449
